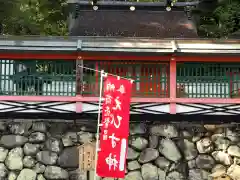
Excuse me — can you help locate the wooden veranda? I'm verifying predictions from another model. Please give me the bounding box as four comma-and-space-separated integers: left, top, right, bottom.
0, 36, 239, 118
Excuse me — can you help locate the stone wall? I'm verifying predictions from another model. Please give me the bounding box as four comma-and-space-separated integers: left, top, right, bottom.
0, 120, 240, 180
127, 123, 240, 180
0, 120, 97, 180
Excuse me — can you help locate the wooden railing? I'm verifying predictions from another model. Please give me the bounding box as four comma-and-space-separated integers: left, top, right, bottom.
2, 60, 240, 99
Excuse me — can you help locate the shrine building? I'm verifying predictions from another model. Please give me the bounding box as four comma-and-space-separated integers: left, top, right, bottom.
0, 0, 239, 180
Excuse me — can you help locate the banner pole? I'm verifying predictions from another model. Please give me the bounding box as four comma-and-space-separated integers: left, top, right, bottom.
94, 70, 105, 180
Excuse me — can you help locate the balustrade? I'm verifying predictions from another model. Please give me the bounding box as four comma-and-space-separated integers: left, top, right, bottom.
1, 60, 240, 99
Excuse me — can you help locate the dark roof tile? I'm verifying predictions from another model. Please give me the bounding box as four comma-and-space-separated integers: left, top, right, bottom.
70, 10, 198, 38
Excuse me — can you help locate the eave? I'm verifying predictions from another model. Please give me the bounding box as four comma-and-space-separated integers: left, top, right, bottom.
0, 36, 239, 56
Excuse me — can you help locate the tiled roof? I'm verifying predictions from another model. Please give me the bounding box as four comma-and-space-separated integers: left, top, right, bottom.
70, 10, 198, 38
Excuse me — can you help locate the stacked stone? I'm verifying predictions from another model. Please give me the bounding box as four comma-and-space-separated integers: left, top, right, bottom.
1, 121, 240, 180
124, 123, 240, 180
0, 121, 95, 180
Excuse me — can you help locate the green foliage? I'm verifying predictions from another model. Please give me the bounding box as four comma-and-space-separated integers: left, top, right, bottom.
1, 0, 68, 35
1, 0, 240, 38
0, 0, 17, 31
197, 0, 240, 38
0, 0, 16, 20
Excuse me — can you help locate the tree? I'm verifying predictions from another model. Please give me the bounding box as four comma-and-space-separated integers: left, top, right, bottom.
1, 0, 68, 35
195, 0, 240, 38
1, 0, 240, 38
0, 0, 18, 33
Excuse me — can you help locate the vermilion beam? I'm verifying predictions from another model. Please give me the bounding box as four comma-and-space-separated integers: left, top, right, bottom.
1, 52, 239, 62
1, 95, 240, 104
0, 96, 84, 102
176, 56, 240, 62
77, 54, 171, 61
0, 95, 171, 103
0, 52, 171, 61
175, 98, 240, 104
0, 53, 78, 60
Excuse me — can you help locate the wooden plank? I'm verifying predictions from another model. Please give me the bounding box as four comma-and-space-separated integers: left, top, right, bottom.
78, 142, 96, 171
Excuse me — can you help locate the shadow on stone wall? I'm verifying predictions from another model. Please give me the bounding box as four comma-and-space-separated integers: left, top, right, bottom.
0, 120, 239, 180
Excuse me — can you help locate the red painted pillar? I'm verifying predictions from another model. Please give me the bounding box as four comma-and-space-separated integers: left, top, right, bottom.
170, 57, 176, 114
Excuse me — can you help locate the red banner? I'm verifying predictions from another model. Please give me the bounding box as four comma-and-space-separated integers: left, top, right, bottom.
96, 75, 132, 178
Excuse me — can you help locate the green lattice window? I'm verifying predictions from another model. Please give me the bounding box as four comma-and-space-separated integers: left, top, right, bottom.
2, 60, 240, 99
0, 60, 76, 96
176, 63, 240, 98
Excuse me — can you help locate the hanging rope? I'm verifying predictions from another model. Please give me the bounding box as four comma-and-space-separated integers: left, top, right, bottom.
77, 64, 134, 83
